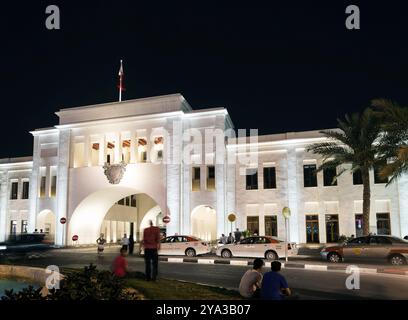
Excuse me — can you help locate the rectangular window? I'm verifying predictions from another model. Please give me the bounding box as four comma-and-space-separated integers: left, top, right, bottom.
10, 220, 17, 235
50, 176, 57, 197
40, 176, 46, 198
376, 213, 391, 235
247, 216, 259, 235
131, 195, 137, 207
192, 167, 201, 191
374, 165, 388, 184
206, 166, 215, 191
263, 167, 276, 189
22, 181, 29, 199
325, 215, 339, 243
10, 182, 18, 200
305, 215, 320, 243
118, 198, 125, 205
323, 167, 337, 186
246, 168, 258, 190
157, 150, 163, 161
21, 220, 28, 233
353, 169, 363, 185
125, 196, 130, 206
265, 216, 278, 237
355, 214, 363, 238
303, 164, 318, 187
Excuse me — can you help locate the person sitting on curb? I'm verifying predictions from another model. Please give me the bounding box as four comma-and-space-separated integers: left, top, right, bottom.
239, 258, 264, 299
261, 261, 291, 300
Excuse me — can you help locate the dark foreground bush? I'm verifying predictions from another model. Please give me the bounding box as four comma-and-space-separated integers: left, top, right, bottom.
2, 264, 142, 300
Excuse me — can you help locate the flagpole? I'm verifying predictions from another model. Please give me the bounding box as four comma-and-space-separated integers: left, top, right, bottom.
119, 59, 123, 102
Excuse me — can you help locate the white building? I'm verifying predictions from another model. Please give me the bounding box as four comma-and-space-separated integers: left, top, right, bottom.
0, 94, 407, 246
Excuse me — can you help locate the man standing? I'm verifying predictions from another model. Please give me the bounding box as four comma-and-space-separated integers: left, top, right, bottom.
128, 234, 135, 255
219, 234, 227, 244
227, 233, 235, 244
121, 233, 129, 252
234, 228, 242, 243
141, 220, 161, 281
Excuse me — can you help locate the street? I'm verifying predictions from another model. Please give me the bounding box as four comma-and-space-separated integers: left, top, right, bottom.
3, 246, 408, 300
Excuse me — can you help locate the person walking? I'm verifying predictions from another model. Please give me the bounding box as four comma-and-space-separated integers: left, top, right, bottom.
239, 258, 264, 299
261, 261, 291, 300
219, 234, 227, 244
121, 233, 129, 252
141, 220, 161, 281
227, 233, 235, 244
234, 228, 242, 244
96, 233, 106, 255
128, 234, 135, 255
112, 247, 128, 278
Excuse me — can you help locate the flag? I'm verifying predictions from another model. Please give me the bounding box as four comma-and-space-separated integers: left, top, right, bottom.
118, 59, 125, 92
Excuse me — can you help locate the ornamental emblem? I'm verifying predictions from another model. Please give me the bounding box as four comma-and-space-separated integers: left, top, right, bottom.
103, 161, 127, 184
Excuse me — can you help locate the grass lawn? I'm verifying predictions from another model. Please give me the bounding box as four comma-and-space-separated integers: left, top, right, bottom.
126, 277, 242, 300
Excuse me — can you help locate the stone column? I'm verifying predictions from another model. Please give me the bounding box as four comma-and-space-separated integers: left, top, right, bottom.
215, 115, 226, 238
130, 131, 137, 163
98, 134, 106, 166
0, 174, 8, 242
286, 148, 300, 243
55, 129, 71, 246
28, 135, 40, 233
397, 174, 408, 237
165, 118, 182, 236
114, 133, 122, 164
84, 135, 91, 167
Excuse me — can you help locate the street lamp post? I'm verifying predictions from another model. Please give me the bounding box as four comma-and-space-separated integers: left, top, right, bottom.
282, 207, 291, 262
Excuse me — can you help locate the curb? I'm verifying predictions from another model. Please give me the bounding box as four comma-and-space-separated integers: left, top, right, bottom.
158, 257, 408, 277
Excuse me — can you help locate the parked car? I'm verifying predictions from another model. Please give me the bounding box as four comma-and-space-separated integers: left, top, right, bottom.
215, 236, 298, 260
320, 235, 408, 265
141, 235, 211, 257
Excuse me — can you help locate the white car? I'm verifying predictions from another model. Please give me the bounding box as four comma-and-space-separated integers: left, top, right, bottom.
158, 235, 211, 257
216, 236, 298, 260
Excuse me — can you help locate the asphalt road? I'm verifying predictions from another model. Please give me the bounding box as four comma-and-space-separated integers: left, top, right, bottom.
3, 247, 408, 300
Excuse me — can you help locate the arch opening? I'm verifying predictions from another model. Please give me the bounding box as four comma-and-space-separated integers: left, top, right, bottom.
191, 205, 217, 241
68, 186, 166, 245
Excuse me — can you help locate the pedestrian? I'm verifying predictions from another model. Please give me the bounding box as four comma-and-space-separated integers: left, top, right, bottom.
128, 234, 135, 255
121, 233, 129, 252
34, 229, 38, 233
141, 220, 161, 281
261, 261, 291, 300
239, 258, 264, 299
227, 233, 235, 244
96, 233, 106, 255
234, 228, 242, 243
219, 234, 227, 244
112, 247, 128, 278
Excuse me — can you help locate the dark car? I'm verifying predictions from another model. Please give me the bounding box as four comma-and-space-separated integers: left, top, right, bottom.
321, 235, 408, 265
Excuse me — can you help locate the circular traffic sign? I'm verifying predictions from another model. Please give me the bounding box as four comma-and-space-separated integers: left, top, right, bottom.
282, 207, 291, 219
72, 235, 79, 241
162, 215, 171, 224
60, 217, 67, 224
228, 213, 236, 222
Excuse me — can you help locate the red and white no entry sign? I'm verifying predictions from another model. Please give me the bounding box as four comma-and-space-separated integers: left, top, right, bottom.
162, 215, 171, 224
60, 217, 67, 224
72, 235, 79, 241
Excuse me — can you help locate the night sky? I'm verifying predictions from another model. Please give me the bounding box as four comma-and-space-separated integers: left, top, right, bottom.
1, 1, 408, 158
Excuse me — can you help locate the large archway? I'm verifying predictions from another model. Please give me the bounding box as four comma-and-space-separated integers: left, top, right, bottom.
36, 209, 56, 243
191, 205, 217, 241
68, 186, 165, 245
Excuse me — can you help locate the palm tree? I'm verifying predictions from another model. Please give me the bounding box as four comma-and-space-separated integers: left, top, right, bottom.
306, 108, 382, 236
371, 99, 408, 183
